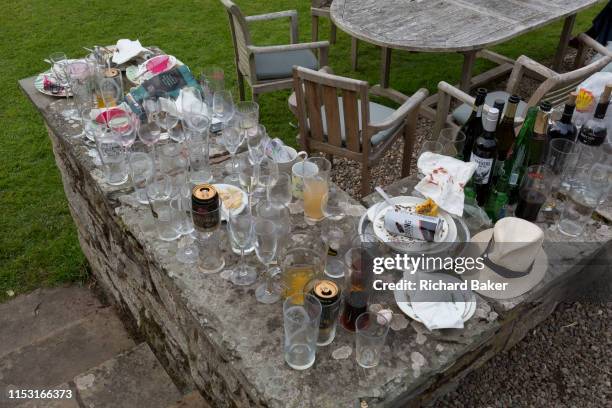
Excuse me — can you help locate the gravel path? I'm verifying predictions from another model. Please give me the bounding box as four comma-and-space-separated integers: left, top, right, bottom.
327, 49, 611, 406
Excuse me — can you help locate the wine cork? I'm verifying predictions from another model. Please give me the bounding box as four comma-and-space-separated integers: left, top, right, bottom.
568, 91, 578, 105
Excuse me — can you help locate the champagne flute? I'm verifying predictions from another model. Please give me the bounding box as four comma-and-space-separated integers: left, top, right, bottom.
213, 90, 234, 126
228, 207, 257, 286
222, 125, 244, 183
247, 125, 268, 165
138, 120, 161, 167
254, 218, 280, 304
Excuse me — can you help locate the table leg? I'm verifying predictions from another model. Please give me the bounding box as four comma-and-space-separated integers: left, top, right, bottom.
552, 14, 576, 72
460, 50, 477, 92
380, 47, 392, 88
351, 37, 359, 70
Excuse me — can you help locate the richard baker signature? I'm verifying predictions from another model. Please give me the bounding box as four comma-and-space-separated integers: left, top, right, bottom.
373, 279, 509, 292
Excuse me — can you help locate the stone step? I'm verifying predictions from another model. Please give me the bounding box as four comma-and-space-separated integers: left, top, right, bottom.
0, 286, 103, 359
74, 343, 182, 408
0, 306, 135, 406
166, 391, 210, 408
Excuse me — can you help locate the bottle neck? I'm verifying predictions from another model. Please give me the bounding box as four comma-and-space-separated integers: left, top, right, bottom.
594, 100, 609, 119
560, 103, 575, 124
533, 111, 548, 135
501, 103, 518, 123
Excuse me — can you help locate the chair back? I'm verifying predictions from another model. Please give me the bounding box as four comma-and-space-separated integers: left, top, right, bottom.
220, 0, 252, 79
311, 0, 333, 8
292, 66, 370, 157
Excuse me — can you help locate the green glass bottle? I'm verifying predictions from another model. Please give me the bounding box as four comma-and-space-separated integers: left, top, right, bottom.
504, 107, 538, 205
485, 174, 509, 222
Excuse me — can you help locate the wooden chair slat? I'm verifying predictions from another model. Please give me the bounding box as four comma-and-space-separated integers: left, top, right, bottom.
322, 85, 342, 147
342, 89, 361, 152
305, 81, 325, 142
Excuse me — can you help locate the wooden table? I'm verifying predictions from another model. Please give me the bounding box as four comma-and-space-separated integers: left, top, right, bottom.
330, 0, 601, 91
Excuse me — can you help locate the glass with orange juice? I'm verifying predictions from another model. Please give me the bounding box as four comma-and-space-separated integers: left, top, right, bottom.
303, 157, 331, 224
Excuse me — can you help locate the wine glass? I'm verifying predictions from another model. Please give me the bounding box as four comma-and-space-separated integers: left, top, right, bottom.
228, 207, 257, 286
235, 101, 259, 138
267, 173, 292, 208
213, 90, 234, 125
437, 128, 466, 159
254, 218, 280, 304
49, 52, 79, 119
247, 125, 268, 165
222, 125, 244, 183
238, 154, 259, 208
254, 157, 279, 202
138, 120, 161, 166
322, 184, 346, 221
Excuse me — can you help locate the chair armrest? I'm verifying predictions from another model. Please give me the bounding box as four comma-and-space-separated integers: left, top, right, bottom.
248, 41, 329, 54
438, 81, 474, 105
369, 88, 429, 132
507, 55, 557, 94
576, 33, 612, 57
245, 10, 299, 43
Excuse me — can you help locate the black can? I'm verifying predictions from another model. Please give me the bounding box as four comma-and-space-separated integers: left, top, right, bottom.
311, 280, 341, 346
192, 184, 220, 231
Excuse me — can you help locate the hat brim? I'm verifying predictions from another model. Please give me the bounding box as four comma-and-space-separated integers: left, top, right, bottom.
462, 228, 548, 300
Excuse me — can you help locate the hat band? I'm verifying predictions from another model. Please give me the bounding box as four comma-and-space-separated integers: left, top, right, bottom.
482, 238, 534, 279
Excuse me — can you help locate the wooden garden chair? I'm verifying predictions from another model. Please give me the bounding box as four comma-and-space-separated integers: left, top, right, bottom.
289, 66, 428, 195
221, 0, 330, 102
310, 0, 360, 70
433, 34, 612, 138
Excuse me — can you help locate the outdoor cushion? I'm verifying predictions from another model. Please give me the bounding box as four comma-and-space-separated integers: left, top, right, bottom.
452, 91, 528, 125
318, 98, 402, 147
255, 50, 318, 81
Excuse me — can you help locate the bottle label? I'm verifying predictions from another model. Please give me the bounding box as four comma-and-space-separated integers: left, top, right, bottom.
577, 127, 606, 146
470, 153, 494, 185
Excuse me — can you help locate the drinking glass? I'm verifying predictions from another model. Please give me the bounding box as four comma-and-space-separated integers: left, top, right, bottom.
159, 143, 189, 193
322, 184, 346, 221
418, 140, 443, 158
542, 139, 578, 216
213, 90, 234, 125
283, 293, 322, 370
221, 126, 244, 183
81, 106, 103, 144
254, 218, 280, 304
280, 234, 327, 300
94, 130, 128, 186
186, 115, 213, 184
238, 154, 260, 207
437, 128, 466, 159
147, 175, 181, 242
108, 109, 137, 155
181, 86, 208, 120
192, 207, 225, 273
558, 163, 611, 237
340, 247, 374, 332
49, 52, 78, 119
255, 200, 291, 256
202, 66, 224, 93
228, 207, 257, 285
355, 312, 390, 368
96, 68, 123, 108
254, 157, 279, 201
128, 152, 154, 205
303, 157, 332, 224
235, 101, 259, 138
514, 165, 554, 222
138, 121, 161, 166
68, 61, 95, 135
322, 221, 346, 279
267, 173, 292, 208
247, 125, 268, 165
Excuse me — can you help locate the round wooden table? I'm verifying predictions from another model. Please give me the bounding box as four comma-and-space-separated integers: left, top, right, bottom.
330, 0, 598, 91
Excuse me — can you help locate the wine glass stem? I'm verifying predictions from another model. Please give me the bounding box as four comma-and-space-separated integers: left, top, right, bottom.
230, 153, 237, 176
239, 248, 246, 276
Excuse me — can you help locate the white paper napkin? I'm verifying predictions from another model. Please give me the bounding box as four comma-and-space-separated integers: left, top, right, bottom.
415, 152, 477, 217
113, 39, 147, 65
411, 301, 464, 330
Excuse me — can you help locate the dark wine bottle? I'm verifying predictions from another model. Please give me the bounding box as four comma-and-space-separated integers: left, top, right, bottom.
461, 88, 487, 161
493, 99, 505, 124
527, 101, 552, 166
470, 107, 499, 206
547, 92, 578, 142
494, 95, 520, 181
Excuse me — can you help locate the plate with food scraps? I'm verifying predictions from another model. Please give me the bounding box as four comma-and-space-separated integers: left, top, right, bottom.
213, 183, 247, 220
372, 196, 457, 253
34, 59, 78, 97
125, 55, 180, 85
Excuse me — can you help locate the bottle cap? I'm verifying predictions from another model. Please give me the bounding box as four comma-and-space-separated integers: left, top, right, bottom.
539, 100, 552, 112
483, 107, 499, 131
508, 95, 520, 104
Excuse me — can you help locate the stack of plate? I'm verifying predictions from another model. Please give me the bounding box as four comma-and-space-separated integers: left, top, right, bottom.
393, 272, 476, 324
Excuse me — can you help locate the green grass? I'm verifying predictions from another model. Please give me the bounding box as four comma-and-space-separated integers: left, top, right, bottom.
0, 0, 603, 302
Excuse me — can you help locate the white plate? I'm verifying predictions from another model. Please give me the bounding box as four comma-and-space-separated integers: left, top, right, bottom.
126, 55, 180, 85
213, 183, 247, 220
371, 196, 457, 253
394, 272, 476, 325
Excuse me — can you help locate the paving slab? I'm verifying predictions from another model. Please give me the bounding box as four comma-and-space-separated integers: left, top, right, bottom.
74, 343, 182, 408
0, 286, 103, 358
0, 307, 134, 401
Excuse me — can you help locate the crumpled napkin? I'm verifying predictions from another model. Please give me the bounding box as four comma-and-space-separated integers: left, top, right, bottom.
175, 89, 218, 124
411, 301, 464, 330
113, 39, 147, 65
415, 152, 477, 217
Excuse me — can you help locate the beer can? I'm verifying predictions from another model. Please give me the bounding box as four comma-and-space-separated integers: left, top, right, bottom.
311, 280, 341, 346
384, 210, 443, 242
192, 184, 220, 231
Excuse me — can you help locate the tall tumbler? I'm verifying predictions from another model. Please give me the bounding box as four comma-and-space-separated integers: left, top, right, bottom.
558, 163, 611, 237
128, 152, 154, 204
147, 175, 181, 242
303, 157, 331, 224
186, 123, 212, 184
95, 130, 128, 185
355, 312, 390, 368
283, 293, 322, 370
